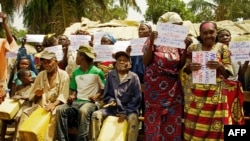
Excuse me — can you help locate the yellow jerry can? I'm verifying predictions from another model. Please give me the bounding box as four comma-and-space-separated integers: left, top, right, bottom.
19, 107, 51, 141
0, 98, 21, 120
97, 116, 128, 141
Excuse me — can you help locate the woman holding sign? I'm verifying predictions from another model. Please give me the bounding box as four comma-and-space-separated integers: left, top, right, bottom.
182, 22, 234, 140
142, 12, 192, 141
217, 29, 246, 125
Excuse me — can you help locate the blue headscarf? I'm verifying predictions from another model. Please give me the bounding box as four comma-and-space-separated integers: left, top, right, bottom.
102, 33, 116, 44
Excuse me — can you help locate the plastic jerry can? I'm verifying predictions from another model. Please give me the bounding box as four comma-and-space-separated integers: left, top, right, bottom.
19, 107, 51, 141
0, 98, 21, 120
97, 116, 128, 141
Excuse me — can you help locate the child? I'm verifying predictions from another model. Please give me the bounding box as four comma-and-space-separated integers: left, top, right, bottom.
12, 69, 34, 140
11, 57, 36, 97
91, 51, 142, 141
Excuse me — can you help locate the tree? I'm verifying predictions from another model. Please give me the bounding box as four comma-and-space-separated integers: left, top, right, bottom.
3, 0, 141, 35
187, 0, 250, 22
22, 0, 139, 35
145, 0, 196, 24
187, 0, 216, 22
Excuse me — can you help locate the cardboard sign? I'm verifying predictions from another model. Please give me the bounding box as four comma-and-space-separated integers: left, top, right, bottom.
44, 45, 63, 61
68, 35, 91, 51
130, 37, 147, 56
229, 41, 250, 62
26, 34, 45, 43
93, 45, 115, 62
192, 51, 217, 84
155, 23, 188, 49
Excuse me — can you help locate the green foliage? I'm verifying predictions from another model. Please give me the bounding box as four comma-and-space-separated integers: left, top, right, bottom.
20, 0, 136, 35
145, 0, 196, 23
187, 0, 250, 22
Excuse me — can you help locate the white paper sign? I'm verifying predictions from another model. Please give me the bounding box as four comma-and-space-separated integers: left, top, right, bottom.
44, 45, 63, 61
68, 35, 91, 51
6, 51, 17, 58
155, 23, 188, 49
113, 41, 130, 53
26, 34, 45, 43
93, 45, 115, 62
229, 41, 250, 62
192, 51, 217, 84
94, 32, 106, 45
130, 37, 147, 56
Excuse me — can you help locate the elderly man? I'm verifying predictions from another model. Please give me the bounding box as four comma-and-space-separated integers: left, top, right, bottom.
91, 51, 141, 141
0, 12, 18, 104
16, 50, 70, 141
56, 45, 105, 141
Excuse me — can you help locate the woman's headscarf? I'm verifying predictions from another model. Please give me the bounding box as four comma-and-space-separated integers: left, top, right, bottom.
102, 33, 116, 44
158, 12, 183, 24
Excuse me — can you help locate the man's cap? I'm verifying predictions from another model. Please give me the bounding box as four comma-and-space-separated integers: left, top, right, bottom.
114, 51, 130, 60
77, 45, 95, 59
40, 50, 56, 60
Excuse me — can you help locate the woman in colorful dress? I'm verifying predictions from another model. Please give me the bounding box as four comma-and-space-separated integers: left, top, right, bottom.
182, 22, 234, 140
217, 28, 246, 125
142, 12, 192, 141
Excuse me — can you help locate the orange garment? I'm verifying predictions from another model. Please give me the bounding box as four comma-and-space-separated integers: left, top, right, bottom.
0, 39, 18, 82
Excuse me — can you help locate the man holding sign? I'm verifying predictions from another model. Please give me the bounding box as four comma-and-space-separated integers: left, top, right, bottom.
0, 12, 18, 104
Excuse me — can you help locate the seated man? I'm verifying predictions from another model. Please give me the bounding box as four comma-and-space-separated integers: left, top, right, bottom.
23, 50, 70, 141
56, 45, 106, 141
91, 51, 142, 141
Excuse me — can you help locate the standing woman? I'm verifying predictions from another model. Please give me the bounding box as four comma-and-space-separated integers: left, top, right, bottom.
217, 29, 246, 125
126, 22, 152, 134
142, 12, 192, 141
217, 29, 249, 90
182, 22, 233, 140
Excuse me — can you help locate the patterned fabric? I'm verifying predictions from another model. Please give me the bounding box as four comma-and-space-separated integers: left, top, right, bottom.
223, 79, 245, 125
181, 43, 234, 141
143, 40, 184, 141
97, 61, 114, 76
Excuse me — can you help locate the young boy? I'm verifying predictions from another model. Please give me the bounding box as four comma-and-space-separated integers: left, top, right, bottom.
12, 68, 34, 140
91, 51, 142, 141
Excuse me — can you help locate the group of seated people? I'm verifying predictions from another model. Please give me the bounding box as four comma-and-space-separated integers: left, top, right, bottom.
2, 11, 250, 141
5, 30, 143, 141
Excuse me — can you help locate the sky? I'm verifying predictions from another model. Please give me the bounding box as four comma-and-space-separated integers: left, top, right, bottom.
126, 0, 190, 21
12, 0, 191, 30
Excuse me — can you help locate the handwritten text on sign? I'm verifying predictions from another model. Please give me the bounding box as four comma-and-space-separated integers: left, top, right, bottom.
155, 23, 188, 49
229, 41, 250, 62
44, 45, 63, 61
130, 37, 147, 56
68, 35, 91, 51
192, 51, 217, 84
93, 45, 115, 62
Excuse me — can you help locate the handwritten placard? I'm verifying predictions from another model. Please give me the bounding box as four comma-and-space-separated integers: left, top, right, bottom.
130, 37, 147, 56
26, 34, 45, 43
155, 23, 188, 49
113, 41, 130, 53
6, 51, 17, 58
68, 35, 91, 51
192, 51, 217, 84
229, 41, 250, 62
93, 45, 115, 62
44, 45, 63, 61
